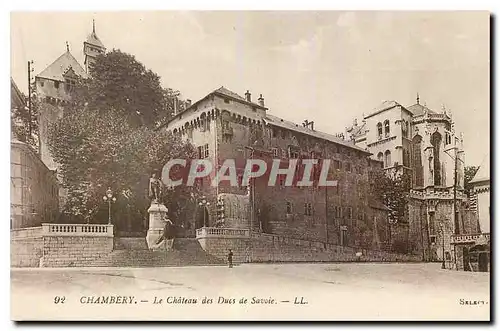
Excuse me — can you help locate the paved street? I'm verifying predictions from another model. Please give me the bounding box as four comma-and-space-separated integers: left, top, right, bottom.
11, 262, 490, 321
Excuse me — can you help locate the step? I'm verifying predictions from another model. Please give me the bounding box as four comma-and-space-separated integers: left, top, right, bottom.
114, 237, 148, 250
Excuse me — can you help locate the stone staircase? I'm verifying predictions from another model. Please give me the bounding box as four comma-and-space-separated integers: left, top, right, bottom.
89, 238, 225, 268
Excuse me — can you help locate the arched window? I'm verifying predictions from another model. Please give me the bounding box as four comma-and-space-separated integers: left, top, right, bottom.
431, 132, 442, 186
384, 150, 391, 168
412, 135, 423, 187
377, 122, 383, 140
384, 120, 390, 137
377, 152, 384, 163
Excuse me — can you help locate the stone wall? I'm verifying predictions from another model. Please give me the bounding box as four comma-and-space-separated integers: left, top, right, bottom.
197, 229, 422, 264
11, 224, 114, 268
41, 236, 113, 267
11, 237, 43, 267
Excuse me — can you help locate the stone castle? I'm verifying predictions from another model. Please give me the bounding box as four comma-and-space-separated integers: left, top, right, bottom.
30, 22, 481, 266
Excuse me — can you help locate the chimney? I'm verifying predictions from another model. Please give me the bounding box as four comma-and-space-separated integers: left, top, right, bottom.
310, 121, 314, 131
258, 94, 265, 107
245, 90, 251, 102
353, 118, 358, 126
186, 99, 192, 108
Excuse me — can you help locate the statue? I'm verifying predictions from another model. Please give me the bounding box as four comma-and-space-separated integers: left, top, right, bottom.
149, 173, 163, 203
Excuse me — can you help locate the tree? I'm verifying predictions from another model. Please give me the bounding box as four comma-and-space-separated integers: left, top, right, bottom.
370, 169, 412, 225
48, 49, 199, 228
464, 165, 479, 197
74, 49, 182, 128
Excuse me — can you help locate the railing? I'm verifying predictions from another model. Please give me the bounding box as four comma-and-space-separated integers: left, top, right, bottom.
196, 227, 250, 238
451, 233, 490, 244
41, 223, 114, 237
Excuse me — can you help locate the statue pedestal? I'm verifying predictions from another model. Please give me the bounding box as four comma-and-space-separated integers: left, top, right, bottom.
146, 202, 169, 250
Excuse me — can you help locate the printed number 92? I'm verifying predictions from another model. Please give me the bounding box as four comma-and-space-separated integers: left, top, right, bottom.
54, 296, 66, 304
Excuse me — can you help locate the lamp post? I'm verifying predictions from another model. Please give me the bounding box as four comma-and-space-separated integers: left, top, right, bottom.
438, 220, 446, 269
102, 187, 117, 225
198, 196, 210, 227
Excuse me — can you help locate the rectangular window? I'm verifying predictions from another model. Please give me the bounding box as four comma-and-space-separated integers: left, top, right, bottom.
224, 99, 230, 104
272, 128, 278, 138
286, 201, 292, 214
334, 160, 342, 170
272, 148, 279, 158
288, 147, 299, 159
281, 130, 286, 139
304, 203, 312, 216
347, 207, 353, 219
54, 81, 60, 89
198, 146, 203, 159
204, 144, 209, 158
346, 162, 352, 172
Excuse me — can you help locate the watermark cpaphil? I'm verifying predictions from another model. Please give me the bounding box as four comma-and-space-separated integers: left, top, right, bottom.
161, 158, 338, 188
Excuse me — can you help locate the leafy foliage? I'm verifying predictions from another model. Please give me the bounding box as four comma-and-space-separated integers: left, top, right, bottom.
464, 165, 479, 197
369, 169, 412, 224
74, 49, 184, 128
48, 49, 199, 226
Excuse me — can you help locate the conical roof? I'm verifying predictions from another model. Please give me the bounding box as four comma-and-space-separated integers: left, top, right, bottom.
85, 31, 105, 49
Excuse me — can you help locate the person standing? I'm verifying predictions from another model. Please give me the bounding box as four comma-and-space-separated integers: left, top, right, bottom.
228, 249, 233, 268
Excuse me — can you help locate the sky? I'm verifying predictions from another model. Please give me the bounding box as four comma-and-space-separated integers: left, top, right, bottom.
10, 11, 490, 166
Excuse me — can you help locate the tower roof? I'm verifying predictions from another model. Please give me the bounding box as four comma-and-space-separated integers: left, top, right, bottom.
37, 50, 88, 81
85, 31, 105, 49
406, 103, 437, 116
85, 20, 105, 49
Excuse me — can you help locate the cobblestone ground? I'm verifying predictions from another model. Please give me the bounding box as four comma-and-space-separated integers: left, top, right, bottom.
11, 262, 490, 321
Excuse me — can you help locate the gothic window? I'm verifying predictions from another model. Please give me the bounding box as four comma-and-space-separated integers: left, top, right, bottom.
377, 122, 382, 140
286, 201, 293, 214
384, 150, 391, 168
445, 132, 452, 145
402, 120, 409, 138
431, 132, 442, 186
384, 120, 390, 138
412, 135, 424, 187
377, 152, 384, 163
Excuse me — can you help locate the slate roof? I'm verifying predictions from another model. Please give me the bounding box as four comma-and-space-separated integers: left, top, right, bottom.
85, 31, 105, 49
264, 114, 370, 154
364, 100, 402, 119
406, 103, 437, 115
470, 154, 490, 184
213, 86, 267, 110
36, 50, 88, 81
